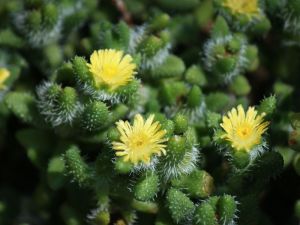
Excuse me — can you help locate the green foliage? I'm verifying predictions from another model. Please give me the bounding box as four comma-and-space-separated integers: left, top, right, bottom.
258, 95, 277, 116
5, 91, 39, 124
156, 0, 200, 11
194, 201, 218, 225
63, 145, 93, 187
206, 92, 231, 112
171, 169, 214, 198
16, 128, 54, 168
174, 113, 188, 134
73, 56, 93, 85
134, 172, 159, 201
217, 195, 237, 224
185, 65, 207, 86
295, 200, 300, 219
0, 0, 299, 224
293, 154, 300, 176
211, 16, 230, 38
206, 111, 221, 129
232, 150, 250, 169
80, 101, 109, 132
229, 75, 251, 96
47, 156, 66, 190
0, 29, 24, 48
150, 55, 185, 78
187, 85, 203, 108
166, 188, 195, 223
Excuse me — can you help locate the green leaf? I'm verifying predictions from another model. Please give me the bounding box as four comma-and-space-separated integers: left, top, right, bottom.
5, 91, 44, 126
16, 129, 54, 168
211, 16, 230, 38
47, 156, 66, 190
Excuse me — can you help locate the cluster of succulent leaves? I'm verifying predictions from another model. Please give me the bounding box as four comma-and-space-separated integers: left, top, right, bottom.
1, 0, 300, 225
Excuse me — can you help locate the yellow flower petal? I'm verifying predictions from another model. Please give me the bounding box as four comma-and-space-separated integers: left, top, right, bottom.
112, 114, 168, 165
87, 49, 136, 91
0, 68, 10, 90
220, 104, 269, 152
222, 0, 260, 18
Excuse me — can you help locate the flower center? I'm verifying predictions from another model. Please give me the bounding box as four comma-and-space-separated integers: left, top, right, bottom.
236, 124, 251, 139
135, 140, 144, 147
129, 132, 149, 150
102, 65, 118, 80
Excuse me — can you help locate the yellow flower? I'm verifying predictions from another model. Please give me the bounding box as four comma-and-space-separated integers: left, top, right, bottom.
114, 220, 126, 225
87, 49, 136, 91
0, 68, 10, 90
112, 114, 168, 165
220, 105, 269, 152
222, 0, 260, 18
